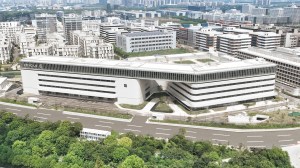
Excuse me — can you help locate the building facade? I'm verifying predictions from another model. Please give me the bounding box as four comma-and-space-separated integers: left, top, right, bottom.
63, 14, 82, 43
237, 47, 300, 96
217, 34, 251, 55
35, 13, 57, 42
116, 31, 176, 53
21, 56, 276, 109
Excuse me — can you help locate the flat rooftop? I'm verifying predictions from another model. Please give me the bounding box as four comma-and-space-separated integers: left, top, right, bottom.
239, 47, 300, 67
21, 55, 275, 74
123, 31, 169, 37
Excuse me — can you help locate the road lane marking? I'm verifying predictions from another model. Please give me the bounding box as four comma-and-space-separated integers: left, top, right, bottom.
66, 117, 80, 120
277, 134, 291, 137
212, 139, 228, 142
98, 120, 114, 124
33, 116, 48, 120
187, 130, 197, 134
186, 136, 196, 139
213, 134, 230, 137
37, 112, 51, 116
247, 141, 264, 143
95, 125, 112, 128
279, 139, 294, 142
247, 135, 263, 138
156, 133, 171, 136
127, 124, 143, 128
124, 129, 141, 132
156, 128, 171, 131
6, 108, 21, 111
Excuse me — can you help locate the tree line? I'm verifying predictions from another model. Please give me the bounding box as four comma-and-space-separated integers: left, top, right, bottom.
0, 111, 292, 168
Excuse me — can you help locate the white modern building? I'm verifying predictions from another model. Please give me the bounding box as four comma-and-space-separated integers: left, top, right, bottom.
217, 34, 251, 55
80, 128, 111, 141
195, 28, 222, 52
237, 47, 300, 97
70, 30, 114, 59
35, 13, 57, 41
21, 56, 276, 109
103, 28, 128, 44
0, 22, 22, 42
62, 14, 82, 43
0, 33, 11, 64
116, 31, 176, 53
250, 32, 281, 49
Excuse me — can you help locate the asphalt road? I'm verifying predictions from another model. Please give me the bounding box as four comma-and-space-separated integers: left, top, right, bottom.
1, 103, 299, 149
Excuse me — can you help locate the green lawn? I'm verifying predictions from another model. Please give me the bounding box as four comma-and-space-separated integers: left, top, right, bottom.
197, 58, 215, 63
0, 71, 21, 78
174, 60, 195, 64
119, 102, 148, 110
115, 48, 193, 59
0, 98, 36, 107
151, 102, 173, 113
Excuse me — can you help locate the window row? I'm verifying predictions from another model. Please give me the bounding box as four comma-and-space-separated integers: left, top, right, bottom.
38, 74, 115, 83
21, 62, 276, 82
39, 84, 116, 94
173, 83, 274, 96
38, 79, 115, 88
170, 86, 274, 102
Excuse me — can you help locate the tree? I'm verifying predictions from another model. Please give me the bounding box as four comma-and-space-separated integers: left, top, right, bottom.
55, 135, 72, 156
117, 137, 132, 148
112, 147, 129, 163
119, 155, 145, 168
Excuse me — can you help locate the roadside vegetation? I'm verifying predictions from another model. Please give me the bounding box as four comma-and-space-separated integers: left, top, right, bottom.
114, 47, 193, 59
58, 106, 133, 119
0, 111, 292, 168
119, 102, 148, 110
152, 108, 300, 129
0, 98, 36, 107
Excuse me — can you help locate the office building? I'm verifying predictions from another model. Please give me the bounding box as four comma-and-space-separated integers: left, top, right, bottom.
35, 13, 57, 42
100, 23, 125, 38
103, 28, 128, 44
116, 31, 176, 53
21, 56, 276, 109
63, 14, 82, 43
237, 47, 300, 96
70, 30, 114, 59
217, 34, 251, 55
250, 32, 281, 49
0, 33, 11, 64
283, 4, 300, 24
0, 22, 22, 42
195, 28, 222, 52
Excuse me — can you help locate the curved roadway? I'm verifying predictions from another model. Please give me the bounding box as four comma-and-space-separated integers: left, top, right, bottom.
0, 103, 299, 149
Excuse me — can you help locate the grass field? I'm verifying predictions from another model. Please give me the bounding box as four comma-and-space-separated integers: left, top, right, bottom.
115, 47, 194, 59
127, 48, 193, 57
197, 58, 215, 63
151, 102, 173, 113
174, 60, 195, 64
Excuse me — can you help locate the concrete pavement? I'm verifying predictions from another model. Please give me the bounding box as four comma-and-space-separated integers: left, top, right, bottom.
0, 102, 300, 149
